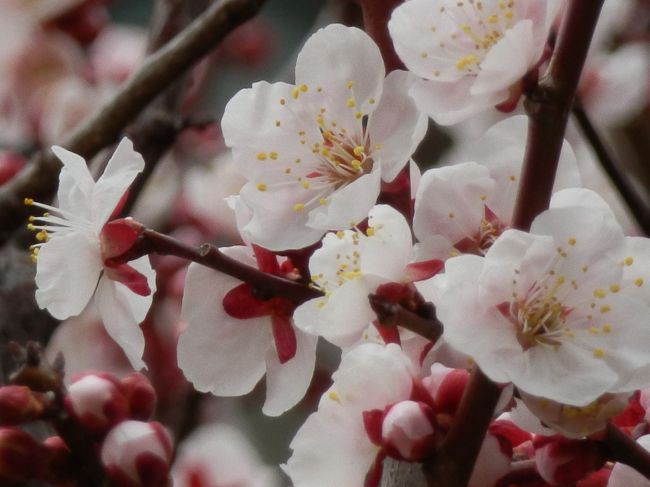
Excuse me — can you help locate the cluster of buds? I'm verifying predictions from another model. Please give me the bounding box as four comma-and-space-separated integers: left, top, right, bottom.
0, 344, 171, 487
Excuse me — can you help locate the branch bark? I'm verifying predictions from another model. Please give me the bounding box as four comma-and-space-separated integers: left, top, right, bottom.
0, 0, 266, 243
359, 0, 405, 72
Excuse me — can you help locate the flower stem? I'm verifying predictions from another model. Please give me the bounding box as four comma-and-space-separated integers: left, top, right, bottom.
602, 422, 650, 481
368, 294, 443, 342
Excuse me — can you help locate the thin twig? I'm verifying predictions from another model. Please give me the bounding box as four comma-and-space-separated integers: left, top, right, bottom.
0, 0, 266, 243
572, 101, 650, 234
422, 2, 607, 487
368, 294, 443, 342
602, 423, 650, 481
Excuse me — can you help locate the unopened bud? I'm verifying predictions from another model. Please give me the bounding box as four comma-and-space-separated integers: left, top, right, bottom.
0, 428, 49, 482
534, 436, 603, 486
101, 421, 173, 487
43, 436, 72, 483
381, 401, 436, 461
0, 385, 49, 425
65, 373, 129, 434
120, 373, 156, 420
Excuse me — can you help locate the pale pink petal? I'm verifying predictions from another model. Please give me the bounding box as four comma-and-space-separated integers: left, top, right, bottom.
366, 70, 427, 182
92, 137, 145, 225
95, 256, 155, 371
263, 329, 317, 416
51, 145, 95, 216
35, 231, 102, 320
178, 261, 271, 396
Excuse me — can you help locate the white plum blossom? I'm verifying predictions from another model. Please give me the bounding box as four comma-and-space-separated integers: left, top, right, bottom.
222, 24, 427, 250
389, 0, 555, 124
428, 188, 650, 406
177, 246, 317, 416
283, 343, 417, 487
413, 115, 580, 262
29, 138, 156, 370
293, 204, 442, 348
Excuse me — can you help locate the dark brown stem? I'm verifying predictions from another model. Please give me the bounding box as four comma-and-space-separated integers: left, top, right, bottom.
136, 229, 322, 304
572, 102, 650, 234
359, 0, 405, 72
511, 0, 605, 231
602, 423, 650, 481
368, 294, 443, 342
422, 2, 606, 487
0, 0, 266, 243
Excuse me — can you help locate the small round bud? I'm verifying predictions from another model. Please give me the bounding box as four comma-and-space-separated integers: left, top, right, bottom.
101, 421, 173, 487
65, 373, 129, 434
0, 428, 49, 482
0, 385, 49, 425
381, 401, 436, 461
120, 373, 156, 420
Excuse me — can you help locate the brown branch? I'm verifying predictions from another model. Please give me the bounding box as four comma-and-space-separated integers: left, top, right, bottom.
572, 101, 650, 234
0, 0, 267, 243
124, 229, 323, 304
359, 0, 405, 72
422, 2, 607, 487
602, 422, 650, 481
368, 294, 443, 342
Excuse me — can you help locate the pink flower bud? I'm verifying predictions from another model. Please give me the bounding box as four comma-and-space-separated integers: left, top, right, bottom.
43, 436, 72, 483
534, 436, 604, 486
0, 428, 49, 482
65, 374, 129, 434
101, 421, 173, 487
381, 401, 436, 461
120, 373, 156, 420
0, 385, 49, 425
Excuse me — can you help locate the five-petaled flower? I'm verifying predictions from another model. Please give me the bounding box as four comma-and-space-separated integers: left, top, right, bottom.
222, 23, 427, 250
389, 0, 555, 124
28, 138, 156, 370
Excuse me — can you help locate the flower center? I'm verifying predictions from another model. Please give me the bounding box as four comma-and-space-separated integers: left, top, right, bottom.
499, 275, 571, 351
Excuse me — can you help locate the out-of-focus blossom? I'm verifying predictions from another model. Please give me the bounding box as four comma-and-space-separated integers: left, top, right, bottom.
172, 422, 280, 487
178, 245, 317, 416
535, 436, 603, 486
30, 138, 156, 370
389, 0, 555, 124
222, 24, 426, 250
90, 26, 148, 85
101, 420, 173, 487
428, 188, 650, 406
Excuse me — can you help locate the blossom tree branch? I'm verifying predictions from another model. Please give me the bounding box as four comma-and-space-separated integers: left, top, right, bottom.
0, 0, 266, 244
572, 101, 650, 235
421, 2, 606, 487
602, 422, 650, 481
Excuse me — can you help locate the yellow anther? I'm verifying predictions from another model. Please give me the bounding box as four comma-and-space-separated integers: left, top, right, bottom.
27, 223, 35, 231
568, 237, 576, 246
588, 327, 600, 335
351, 160, 362, 170
556, 276, 565, 285
374, 144, 382, 151
635, 278, 644, 287
319, 198, 327, 206
593, 288, 606, 299
299, 83, 308, 93
486, 14, 498, 23
256, 183, 267, 192
346, 80, 354, 89
346, 98, 356, 108
35, 231, 48, 242
504, 10, 513, 19
269, 152, 278, 160
24, 198, 34, 205
593, 348, 605, 358
293, 203, 305, 212
353, 146, 365, 157
602, 324, 612, 333
301, 180, 310, 189
624, 256, 634, 266
256, 152, 267, 161
291, 87, 301, 99
368, 98, 376, 104
328, 391, 340, 402
275, 120, 281, 127
354, 111, 362, 119
448, 212, 455, 219
279, 98, 286, 105
366, 227, 375, 237
600, 305, 611, 314
336, 230, 345, 239
455, 54, 479, 71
